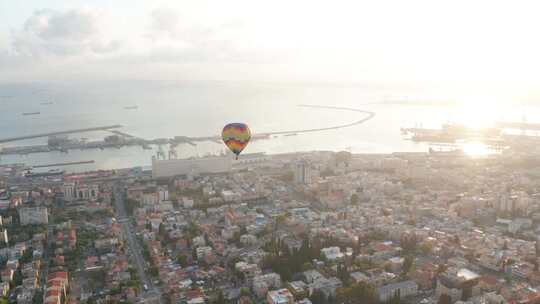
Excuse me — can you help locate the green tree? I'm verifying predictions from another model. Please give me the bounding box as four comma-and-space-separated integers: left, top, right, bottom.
213, 290, 226, 304
400, 233, 418, 253
350, 194, 359, 205
278, 171, 294, 182
402, 255, 414, 276
438, 294, 452, 304
337, 263, 350, 286
419, 242, 432, 255
335, 283, 377, 304
436, 264, 447, 274
20, 248, 33, 264
177, 254, 189, 267
159, 223, 167, 239
302, 262, 313, 271
12, 268, 23, 287
310, 290, 327, 304
240, 288, 250, 297
149, 266, 159, 277
32, 290, 43, 304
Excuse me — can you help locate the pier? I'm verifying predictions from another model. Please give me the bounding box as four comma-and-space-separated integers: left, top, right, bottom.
31, 160, 95, 168
496, 121, 540, 130
0, 105, 376, 156
169, 105, 375, 144
263, 105, 375, 135
0, 125, 122, 144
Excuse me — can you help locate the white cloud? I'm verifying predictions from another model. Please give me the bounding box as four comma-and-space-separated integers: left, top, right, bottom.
2, 0, 540, 100
11, 9, 121, 57
148, 8, 181, 38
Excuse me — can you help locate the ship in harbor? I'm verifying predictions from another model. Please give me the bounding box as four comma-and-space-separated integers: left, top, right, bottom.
24, 169, 64, 178
22, 111, 41, 116
401, 123, 500, 143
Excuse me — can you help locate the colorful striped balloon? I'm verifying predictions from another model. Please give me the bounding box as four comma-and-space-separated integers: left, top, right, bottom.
222, 123, 251, 159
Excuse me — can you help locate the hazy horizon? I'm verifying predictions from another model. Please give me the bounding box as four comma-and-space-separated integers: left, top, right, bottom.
2, 0, 540, 105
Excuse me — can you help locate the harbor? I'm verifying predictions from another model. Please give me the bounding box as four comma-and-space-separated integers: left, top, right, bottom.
0, 105, 375, 157
401, 121, 540, 153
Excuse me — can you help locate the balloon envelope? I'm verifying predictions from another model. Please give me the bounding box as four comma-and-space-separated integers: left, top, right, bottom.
222, 123, 251, 157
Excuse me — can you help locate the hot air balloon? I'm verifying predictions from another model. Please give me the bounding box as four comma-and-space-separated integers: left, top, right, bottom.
222, 123, 251, 159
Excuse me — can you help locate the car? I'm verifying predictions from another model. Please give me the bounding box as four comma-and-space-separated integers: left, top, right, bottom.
143, 284, 148, 291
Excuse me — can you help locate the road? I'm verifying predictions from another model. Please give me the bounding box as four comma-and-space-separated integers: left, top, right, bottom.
113, 185, 162, 303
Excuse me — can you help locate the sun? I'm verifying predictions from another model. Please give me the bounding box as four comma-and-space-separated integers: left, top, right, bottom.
454, 95, 505, 129
462, 141, 491, 157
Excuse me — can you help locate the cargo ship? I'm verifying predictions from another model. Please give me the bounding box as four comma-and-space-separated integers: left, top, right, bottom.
401, 123, 501, 143
24, 169, 64, 178
22, 112, 40, 116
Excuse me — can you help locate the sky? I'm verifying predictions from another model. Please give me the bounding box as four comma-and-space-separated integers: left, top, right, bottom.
2, 0, 540, 101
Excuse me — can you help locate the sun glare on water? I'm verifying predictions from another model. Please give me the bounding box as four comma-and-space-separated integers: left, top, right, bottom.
454, 96, 505, 129
452, 96, 507, 157
462, 141, 492, 157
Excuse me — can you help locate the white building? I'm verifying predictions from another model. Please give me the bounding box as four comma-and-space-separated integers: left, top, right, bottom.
253, 273, 282, 298
158, 187, 169, 202
509, 218, 532, 234
61, 182, 99, 201
152, 154, 232, 178
142, 192, 158, 205
182, 197, 194, 208
18, 207, 48, 225
320, 247, 344, 261
236, 153, 271, 165
294, 160, 312, 185
376, 280, 418, 302
240, 234, 258, 246
267, 289, 294, 304
62, 182, 76, 201
196, 246, 212, 260
221, 190, 240, 202
0, 230, 8, 244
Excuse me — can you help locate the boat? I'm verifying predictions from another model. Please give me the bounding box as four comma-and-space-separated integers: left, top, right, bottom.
22, 112, 40, 116
25, 169, 65, 178
40, 101, 53, 105
284, 133, 298, 137
124, 105, 138, 110
401, 122, 501, 143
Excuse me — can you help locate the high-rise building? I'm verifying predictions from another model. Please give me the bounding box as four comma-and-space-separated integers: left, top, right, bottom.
61, 182, 99, 201
294, 160, 312, 184
62, 183, 76, 201
18, 207, 48, 225
0, 230, 8, 244
158, 187, 169, 202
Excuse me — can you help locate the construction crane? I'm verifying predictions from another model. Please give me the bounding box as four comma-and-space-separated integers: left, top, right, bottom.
156, 144, 166, 160
168, 144, 178, 160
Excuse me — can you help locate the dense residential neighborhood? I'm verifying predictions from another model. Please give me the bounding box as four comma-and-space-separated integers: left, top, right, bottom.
2, 150, 540, 304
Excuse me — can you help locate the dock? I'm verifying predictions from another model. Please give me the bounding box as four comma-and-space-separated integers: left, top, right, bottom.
31, 160, 95, 168
496, 121, 540, 130
0, 105, 376, 156
0, 125, 123, 144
